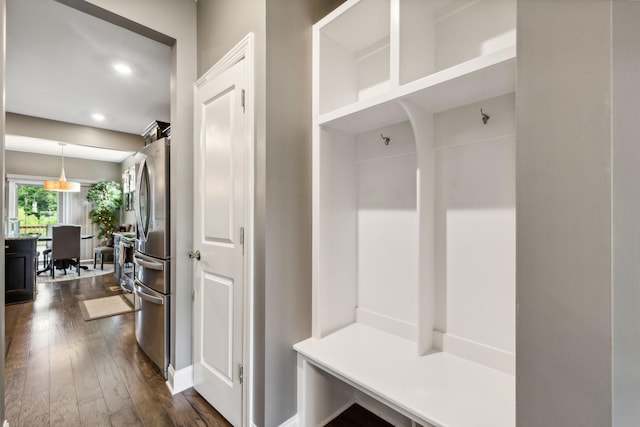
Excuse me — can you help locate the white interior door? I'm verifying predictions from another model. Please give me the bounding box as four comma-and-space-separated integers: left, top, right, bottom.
193, 57, 247, 426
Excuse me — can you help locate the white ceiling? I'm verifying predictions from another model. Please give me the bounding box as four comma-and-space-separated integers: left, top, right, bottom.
5, 0, 171, 161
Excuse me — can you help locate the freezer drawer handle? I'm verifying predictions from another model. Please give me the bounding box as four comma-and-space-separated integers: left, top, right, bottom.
134, 253, 165, 271
135, 284, 164, 305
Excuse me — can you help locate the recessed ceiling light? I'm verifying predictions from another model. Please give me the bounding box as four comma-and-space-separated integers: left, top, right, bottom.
113, 63, 132, 75
92, 113, 106, 122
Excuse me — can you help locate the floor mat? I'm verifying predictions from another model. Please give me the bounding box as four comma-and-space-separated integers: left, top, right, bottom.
78, 294, 134, 321
37, 263, 114, 284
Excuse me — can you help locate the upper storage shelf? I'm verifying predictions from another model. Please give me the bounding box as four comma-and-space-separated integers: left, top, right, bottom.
317, 0, 391, 114
315, 0, 516, 121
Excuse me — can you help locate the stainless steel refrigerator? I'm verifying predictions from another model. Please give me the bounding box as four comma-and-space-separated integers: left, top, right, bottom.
133, 137, 171, 378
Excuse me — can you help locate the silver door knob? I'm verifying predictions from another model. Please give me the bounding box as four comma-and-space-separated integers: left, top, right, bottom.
188, 250, 201, 260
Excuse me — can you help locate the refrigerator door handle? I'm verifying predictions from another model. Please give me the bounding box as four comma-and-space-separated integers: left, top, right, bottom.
135, 283, 164, 305
134, 253, 165, 271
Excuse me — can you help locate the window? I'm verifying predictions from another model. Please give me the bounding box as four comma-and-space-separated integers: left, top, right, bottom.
15, 183, 58, 235
7, 176, 96, 261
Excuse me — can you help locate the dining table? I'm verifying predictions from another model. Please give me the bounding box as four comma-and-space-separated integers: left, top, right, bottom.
37, 234, 94, 242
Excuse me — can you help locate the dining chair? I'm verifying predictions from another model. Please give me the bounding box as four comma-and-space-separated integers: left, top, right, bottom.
50, 224, 81, 278
42, 224, 53, 269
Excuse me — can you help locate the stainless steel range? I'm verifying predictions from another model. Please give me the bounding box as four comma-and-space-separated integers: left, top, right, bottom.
133, 137, 171, 378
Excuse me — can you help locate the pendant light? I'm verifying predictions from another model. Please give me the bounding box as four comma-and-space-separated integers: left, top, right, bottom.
43, 143, 81, 192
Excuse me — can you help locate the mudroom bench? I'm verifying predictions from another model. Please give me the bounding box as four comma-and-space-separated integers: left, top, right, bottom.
294, 324, 515, 427
299, 1, 518, 425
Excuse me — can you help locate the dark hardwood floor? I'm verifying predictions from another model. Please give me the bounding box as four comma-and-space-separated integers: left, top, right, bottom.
4, 272, 232, 427
5, 270, 392, 427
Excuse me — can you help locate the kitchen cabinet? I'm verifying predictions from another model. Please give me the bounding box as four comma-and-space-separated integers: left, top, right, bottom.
294, 1, 516, 426
5, 237, 37, 304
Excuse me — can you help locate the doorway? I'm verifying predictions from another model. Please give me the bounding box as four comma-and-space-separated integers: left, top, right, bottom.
7, 179, 98, 263
1, 1, 198, 424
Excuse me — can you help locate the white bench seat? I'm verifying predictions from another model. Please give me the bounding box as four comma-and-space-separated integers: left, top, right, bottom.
294, 323, 514, 427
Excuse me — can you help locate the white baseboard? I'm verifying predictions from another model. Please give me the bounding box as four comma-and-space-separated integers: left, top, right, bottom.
441, 332, 515, 375
165, 364, 194, 395
251, 413, 301, 427
278, 414, 299, 427
318, 400, 355, 427
274, 401, 352, 427
355, 308, 417, 341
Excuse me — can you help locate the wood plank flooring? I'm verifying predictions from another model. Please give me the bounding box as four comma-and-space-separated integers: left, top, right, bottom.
4, 272, 232, 427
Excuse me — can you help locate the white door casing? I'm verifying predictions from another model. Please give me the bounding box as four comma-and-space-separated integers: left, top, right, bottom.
193, 35, 253, 427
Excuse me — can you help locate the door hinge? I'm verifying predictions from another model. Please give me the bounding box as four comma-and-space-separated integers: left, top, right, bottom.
239, 364, 244, 384
240, 227, 245, 254
241, 89, 246, 113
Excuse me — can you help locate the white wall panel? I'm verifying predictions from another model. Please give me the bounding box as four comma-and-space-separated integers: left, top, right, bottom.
357, 155, 418, 330
435, 94, 516, 359
356, 122, 418, 336
435, 0, 516, 71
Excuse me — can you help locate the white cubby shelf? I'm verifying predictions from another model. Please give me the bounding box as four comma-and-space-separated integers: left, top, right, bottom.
298, 0, 517, 425
320, 45, 515, 135
295, 324, 515, 427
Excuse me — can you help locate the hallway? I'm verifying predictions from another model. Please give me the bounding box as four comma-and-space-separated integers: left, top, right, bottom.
4, 273, 231, 426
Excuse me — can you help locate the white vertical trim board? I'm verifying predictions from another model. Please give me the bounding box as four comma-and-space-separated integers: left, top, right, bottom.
165, 364, 194, 395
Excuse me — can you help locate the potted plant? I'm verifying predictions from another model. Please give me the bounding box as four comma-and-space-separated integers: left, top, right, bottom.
87, 180, 122, 246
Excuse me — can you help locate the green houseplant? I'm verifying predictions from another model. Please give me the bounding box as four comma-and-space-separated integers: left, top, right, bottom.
87, 180, 122, 245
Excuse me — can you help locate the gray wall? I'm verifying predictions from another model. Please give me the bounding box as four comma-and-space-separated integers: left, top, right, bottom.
197, 0, 266, 76
198, 1, 267, 423
5, 150, 121, 182
197, 0, 343, 425
517, 1, 612, 426
6, 112, 144, 152
263, 1, 344, 423
5, 113, 140, 182
612, 3, 640, 425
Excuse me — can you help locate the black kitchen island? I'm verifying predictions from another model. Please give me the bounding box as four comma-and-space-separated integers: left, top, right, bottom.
5, 236, 38, 304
